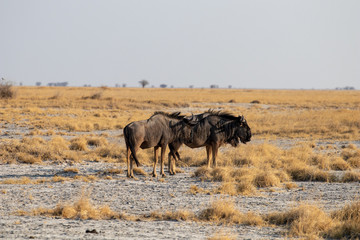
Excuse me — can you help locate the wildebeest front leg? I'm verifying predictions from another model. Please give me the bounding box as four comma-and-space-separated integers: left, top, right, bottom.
152, 146, 159, 177
206, 145, 212, 168
212, 145, 219, 168
168, 152, 174, 175
160, 146, 166, 177
126, 147, 134, 178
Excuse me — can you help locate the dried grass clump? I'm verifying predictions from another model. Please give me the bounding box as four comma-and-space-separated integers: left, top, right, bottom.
147, 209, 195, 221
286, 163, 332, 182
23, 193, 120, 220
198, 199, 243, 224
341, 171, 360, 182
189, 185, 210, 195
86, 136, 108, 147
16, 152, 42, 164
69, 137, 88, 151
265, 204, 334, 238
94, 143, 125, 160
208, 231, 237, 240
215, 182, 238, 196
341, 147, 360, 168
133, 167, 147, 176
330, 157, 352, 170
329, 201, 360, 239
253, 171, 281, 188
198, 199, 263, 226
0, 136, 76, 164
63, 167, 80, 174
1, 177, 34, 185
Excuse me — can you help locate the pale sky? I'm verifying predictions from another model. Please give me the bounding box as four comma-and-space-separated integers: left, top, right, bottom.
1, 0, 359, 89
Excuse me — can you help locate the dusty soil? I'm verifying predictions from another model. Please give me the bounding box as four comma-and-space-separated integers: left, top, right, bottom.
1, 142, 359, 240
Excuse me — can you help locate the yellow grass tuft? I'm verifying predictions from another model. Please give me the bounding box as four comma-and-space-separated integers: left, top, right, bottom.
253, 171, 281, 188
341, 171, 360, 182
63, 167, 80, 173
198, 199, 243, 224
207, 231, 237, 240
21, 192, 120, 220
198, 199, 263, 225
147, 209, 195, 221
266, 204, 334, 238
329, 201, 360, 239
133, 167, 147, 176
69, 137, 88, 151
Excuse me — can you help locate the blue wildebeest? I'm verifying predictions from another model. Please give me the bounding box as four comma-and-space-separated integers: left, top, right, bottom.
168, 111, 251, 174
123, 111, 193, 178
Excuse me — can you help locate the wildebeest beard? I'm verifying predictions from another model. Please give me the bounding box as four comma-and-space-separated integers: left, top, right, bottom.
227, 136, 240, 147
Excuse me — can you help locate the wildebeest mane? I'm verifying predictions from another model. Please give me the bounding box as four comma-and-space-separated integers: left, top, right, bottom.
150, 111, 185, 121
205, 109, 239, 121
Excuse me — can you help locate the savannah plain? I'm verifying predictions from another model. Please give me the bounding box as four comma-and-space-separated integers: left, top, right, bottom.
0, 86, 360, 239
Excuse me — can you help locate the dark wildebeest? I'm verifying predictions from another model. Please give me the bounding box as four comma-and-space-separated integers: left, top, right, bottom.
167, 111, 251, 174
123, 111, 192, 178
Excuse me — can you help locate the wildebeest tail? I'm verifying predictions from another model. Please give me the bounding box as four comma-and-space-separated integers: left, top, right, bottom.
123, 125, 141, 167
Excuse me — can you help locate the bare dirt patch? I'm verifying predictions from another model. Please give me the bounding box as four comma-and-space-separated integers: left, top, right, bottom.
1, 157, 359, 239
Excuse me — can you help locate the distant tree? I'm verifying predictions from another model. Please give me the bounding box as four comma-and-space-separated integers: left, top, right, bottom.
122, 83, 127, 88
36, 82, 42, 86
139, 79, 149, 88
228, 85, 232, 89
160, 84, 167, 88
189, 85, 194, 88
210, 84, 219, 89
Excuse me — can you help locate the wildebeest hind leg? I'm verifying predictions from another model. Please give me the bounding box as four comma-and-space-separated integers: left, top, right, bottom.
152, 146, 159, 177
126, 147, 134, 178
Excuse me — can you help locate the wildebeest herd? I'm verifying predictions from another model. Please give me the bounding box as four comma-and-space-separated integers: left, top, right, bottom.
124, 110, 251, 178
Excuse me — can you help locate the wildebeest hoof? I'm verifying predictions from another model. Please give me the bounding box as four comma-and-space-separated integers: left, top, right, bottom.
152, 173, 157, 177
161, 173, 166, 177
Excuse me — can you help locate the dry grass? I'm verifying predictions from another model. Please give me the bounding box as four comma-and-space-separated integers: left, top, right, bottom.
189, 185, 211, 195
341, 171, 360, 182
1, 87, 359, 140
0, 135, 128, 165
146, 209, 196, 221
329, 201, 360, 239
19, 192, 121, 220
266, 204, 334, 238
198, 199, 263, 226
264, 201, 360, 238
190, 143, 360, 195
15, 189, 360, 239
207, 231, 237, 240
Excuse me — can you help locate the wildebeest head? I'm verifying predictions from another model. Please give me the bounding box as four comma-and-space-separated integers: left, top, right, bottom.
236, 115, 252, 144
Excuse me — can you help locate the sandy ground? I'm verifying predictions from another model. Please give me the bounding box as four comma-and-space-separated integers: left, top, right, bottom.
1, 157, 359, 240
